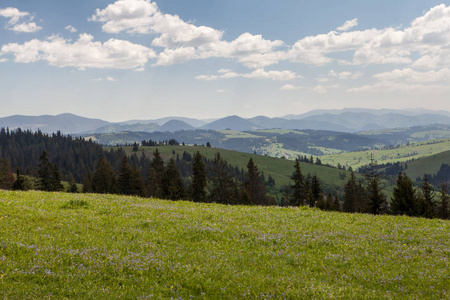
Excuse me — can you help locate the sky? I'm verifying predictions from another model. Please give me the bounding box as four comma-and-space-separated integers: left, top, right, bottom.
1, 0, 450, 122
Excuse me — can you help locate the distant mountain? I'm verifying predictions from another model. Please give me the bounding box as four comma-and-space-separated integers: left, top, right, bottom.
158, 120, 195, 132
0, 113, 109, 134
119, 116, 207, 128
91, 123, 160, 134
201, 115, 257, 131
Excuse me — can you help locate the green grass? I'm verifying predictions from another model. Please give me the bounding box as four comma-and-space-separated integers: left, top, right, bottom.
404, 150, 450, 180
253, 129, 307, 135
320, 139, 450, 169
1, 190, 449, 299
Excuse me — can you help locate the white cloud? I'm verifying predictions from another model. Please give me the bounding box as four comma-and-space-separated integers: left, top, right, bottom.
92, 78, 102, 81
0, 7, 41, 33
217, 89, 225, 93
65, 25, 77, 33
106, 76, 117, 81
0, 58, 7, 63
337, 18, 358, 31
328, 70, 363, 79
194, 74, 218, 81
374, 68, 450, 83
196, 68, 301, 81
281, 84, 301, 91
0, 33, 156, 70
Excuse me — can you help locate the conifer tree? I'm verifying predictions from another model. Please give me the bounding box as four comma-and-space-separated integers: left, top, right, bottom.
131, 164, 144, 196
208, 153, 238, 205
332, 193, 341, 211
290, 158, 304, 206
364, 154, 387, 214
244, 158, 267, 205
343, 171, 358, 213
118, 156, 134, 195
418, 175, 436, 218
438, 181, 449, 219
391, 172, 417, 216
190, 151, 207, 202
67, 174, 79, 193
0, 157, 15, 190
82, 170, 93, 193
92, 157, 117, 194
12, 168, 26, 191
310, 174, 322, 207
162, 157, 185, 200
51, 163, 64, 191
37, 150, 53, 191
146, 148, 165, 198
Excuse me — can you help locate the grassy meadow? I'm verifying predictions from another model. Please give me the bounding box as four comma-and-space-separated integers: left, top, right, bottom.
320, 139, 450, 170
1, 190, 449, 299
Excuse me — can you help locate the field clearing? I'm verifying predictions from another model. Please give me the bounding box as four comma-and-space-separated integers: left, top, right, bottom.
217, 130, 263, 139
320, 139, 450, 169
253, 129, 307, 135
0, 190, 448, 299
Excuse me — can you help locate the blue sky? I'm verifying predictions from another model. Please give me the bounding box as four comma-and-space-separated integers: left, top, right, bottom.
1, 0, 450, 121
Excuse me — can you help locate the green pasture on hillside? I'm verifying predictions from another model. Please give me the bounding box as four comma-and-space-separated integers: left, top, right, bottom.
0, 190, 449, 299
320, 139, 450, 170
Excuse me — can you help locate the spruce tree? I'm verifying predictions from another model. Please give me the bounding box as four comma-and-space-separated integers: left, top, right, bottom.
92, 157, 117, 194
51, 163, 64, 191
244, 158, 267, 205
37, 150, 53, 191
146, 149, 165, 198
162, 158, 185, 200
118, 156, 134, 195
391, 172, 417, 216
0, 157, 15, 190
364, 154, 387, 214
343, 171, 359, 213
12, 168, 26, 191
190, 151, 207, 203
332, 193, 341, 211
438, 181, 449, 219
290, 158, 304, 206
208, 153, 238, 205
419, 175, 436, 218
67, 174, 79, 193
310, 174, 322, 207
82, 170, 93, 193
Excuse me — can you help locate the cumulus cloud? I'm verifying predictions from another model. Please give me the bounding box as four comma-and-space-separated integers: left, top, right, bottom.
91, 0, 284, 68
337, 18, 358, 31
196, 68, 301, 81
65, 25, 77, 33
0, 7, 42, 33
0, 34, 156, 70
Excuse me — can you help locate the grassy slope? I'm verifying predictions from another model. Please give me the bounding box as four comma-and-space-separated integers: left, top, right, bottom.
0, 190, 449, 299
123, 145, 352, 193
403, 150, 450, 180
320, 139, 450, 170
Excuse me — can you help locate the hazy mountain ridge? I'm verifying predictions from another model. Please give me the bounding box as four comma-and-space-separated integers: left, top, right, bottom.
1, 108, 450, 134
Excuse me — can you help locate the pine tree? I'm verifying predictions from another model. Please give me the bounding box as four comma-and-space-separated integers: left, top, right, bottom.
92, 157, 117, 194
131, 164, 144, 196
37, 150, 53, 191
418, 175, 436, 218
290, 158, 304, 206
67, 174, 79, 193
51, 163, 64, 191
343, 171, 359, 213
190, 151, 207, 202
208, 153, 238, 205
82, 170, 93, 193
146, 149, 165, 198
332, 193, 341, 211
162, 158, 184, 200
391, 172, 417, 216
310, 174, 322, 207
438, 181, 449, 219
12, 168, 25, 190
364, 154, 387, 214
0, 157, 15, 190
244, 158, 267, 205
118, 156, 134, 195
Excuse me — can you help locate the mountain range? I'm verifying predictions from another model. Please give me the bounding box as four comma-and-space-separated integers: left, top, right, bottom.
1, 108, 450, 135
